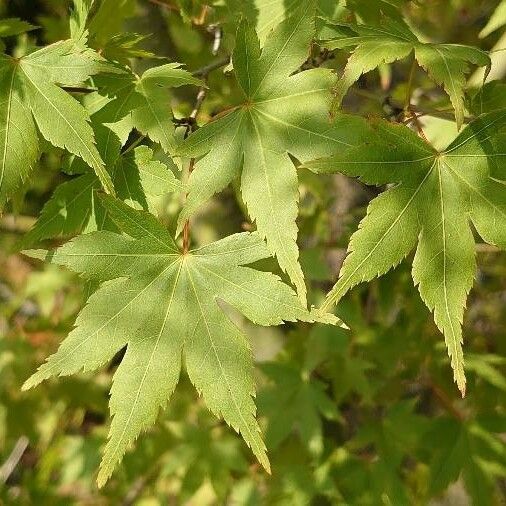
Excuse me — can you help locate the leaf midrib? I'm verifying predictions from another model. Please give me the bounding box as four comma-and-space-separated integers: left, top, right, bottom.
0, 64, 16, 194
185, 262, 267, 469
102, 260, 184, 478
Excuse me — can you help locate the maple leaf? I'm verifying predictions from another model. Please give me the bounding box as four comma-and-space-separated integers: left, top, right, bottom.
345, 0, 409, 24
427, 418, 506, 504
70, 0, 94, 42
0, 18, 37, 38
176, 2, 368, 304
321, 18, 491, 128
23, 195, 341, 486
221, 0, 346, 44
92, 64, 201, 166
258, 362, 340, 456
0, 39, 115, 208
71, 0, 155, 62
479, 0, 506, 38
23, 146, 182, 246
305, 110, 506, 395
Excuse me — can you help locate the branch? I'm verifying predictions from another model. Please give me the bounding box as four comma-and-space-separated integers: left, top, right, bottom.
0, 436, 29, 484
192, 55, 230, 77
61, 86, 98, 94
428, 381, 466, 421
182, 25, 223, 253
146, 0, 179, 11
1, 215, 36, 234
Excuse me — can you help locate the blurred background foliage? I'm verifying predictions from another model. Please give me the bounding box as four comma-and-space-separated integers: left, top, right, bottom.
0, 0, 506, 504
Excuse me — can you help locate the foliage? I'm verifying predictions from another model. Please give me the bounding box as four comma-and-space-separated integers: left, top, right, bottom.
0, 0, 505, 503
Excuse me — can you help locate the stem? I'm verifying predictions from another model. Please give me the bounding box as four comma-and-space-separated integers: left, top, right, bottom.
121, 134, 147, 155
429, 380, 465, 421
147, 0, 179, 11
182, 157, 195, 254
406, 106, 429, 142
181, 24, 222, 253
404, 57, 417, 110
192, 56, 230, 77
181, 88, 206, 254
0, 436, 29, 483
61, 86, 98, 94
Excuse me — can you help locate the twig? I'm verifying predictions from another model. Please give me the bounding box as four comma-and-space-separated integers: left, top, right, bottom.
195, 5, 210, 25
121, 457, 165, 506
404, 57, 417, 110
1, 215, 36, 234
428, 381, 465, 421
207, 24, 223, 55
147, 0, 179, 11
61, 86, 98, 94
182, 25, 222, 253
182, 87, 206, 255
192, 55, 230, 77
0, 436, 29, 484
121, 134, 147, 156
351, 88, 473, 125
476, 243, 501, 253
405, 106, 429, 143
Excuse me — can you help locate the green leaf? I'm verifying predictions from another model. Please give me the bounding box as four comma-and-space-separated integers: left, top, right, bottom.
176, 3, 369, 304
23, 146, 182, 246
70, 0, 94, 42
92, 64, 201, 162
22, 173, 107, 247
466, 354, 506, 392
0, 18, 37, 38
480, 0, 506, 38
101, 33, 157, 64
87, 0, 137, 48
0, 40, 115, 208
305, 111, 506, 394
322, 18, 491, 128
23, 196, 339, 486
427, 419, 503, 503
345, 0, 409, 24
258, 362, 340, 456
222, 0, 346, 45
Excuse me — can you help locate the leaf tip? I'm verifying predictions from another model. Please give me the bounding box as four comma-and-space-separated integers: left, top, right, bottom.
457, 376, 467, 398
21, 375, 39, 391
96, 469, 109, 489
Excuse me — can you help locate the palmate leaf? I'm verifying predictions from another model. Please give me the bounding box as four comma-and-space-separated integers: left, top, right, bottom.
480, 0, 506, 38
92, 64, 201, 164
321, 18, 491, 128
258, 362, 339, 456
0, 18, 37, 38
345, 0, 409, 23
71, 0, 155, 63
305, 110, 506, 395
70, 0, 94, 42
222, 0, 346, 44
176, 2, 368, 304
23, 146, 182, 246
427, 418, 506, 504
23, 196, 341, 486
0, 39, 115, 208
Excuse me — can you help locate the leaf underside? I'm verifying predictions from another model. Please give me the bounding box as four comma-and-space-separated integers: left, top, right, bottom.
307, 110, 506, 395
23, 196, 341, 486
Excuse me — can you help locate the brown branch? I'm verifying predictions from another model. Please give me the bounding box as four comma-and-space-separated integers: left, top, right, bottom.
61, 86, 97, 94
1, 215, 36, 234
146, 0, 179, 11
0, 436, 29, 484
428, 381, 465, 421
182, 24, 223, 253
405, 106, 429, 143
192, 56, 230, 77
